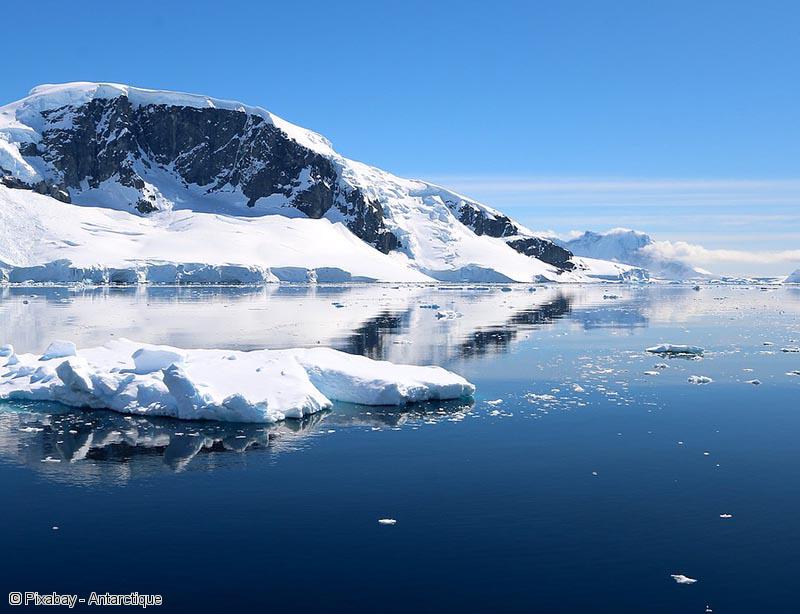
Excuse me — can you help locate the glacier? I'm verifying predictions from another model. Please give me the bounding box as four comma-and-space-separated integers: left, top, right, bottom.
0, 338, 476, 423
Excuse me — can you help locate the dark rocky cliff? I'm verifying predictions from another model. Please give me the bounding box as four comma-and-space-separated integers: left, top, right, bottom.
5, 97, 398, 252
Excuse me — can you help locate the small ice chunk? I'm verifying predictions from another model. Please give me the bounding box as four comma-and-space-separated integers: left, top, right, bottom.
644, 370, 660, 376
653, 363, 669, 369
40, 340, 77, 361
787, 370, 800, 377
572, 384, 585, 393
603, 294, 620, 300
781, 347, 800, 353
720, 513, 733, 519
435, 310, 462, 320
378, 518, 397, 525
0, 344, 13, 357
745, 379, 761, 385
688, 375, 713, 385
670, 574, 697, 585
647, 344, 704, 356
485, 399, 504, 406
418, 303, 440, 309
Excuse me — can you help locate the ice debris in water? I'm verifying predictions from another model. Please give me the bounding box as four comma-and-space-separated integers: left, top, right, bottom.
670, 574, 698, 585
378, 518, 397, 525
688, 375, 713, 385
781, 347, 800, 353
643, 370, 660, 376
745, 379, 761, 385
720, 513, 733, 519
787, 370, 800, 377
0, 344, 13, 357
485, 399, 504, 406
435, 310, 462, 320
647, 344, 704, 356
0, 339, 475, 423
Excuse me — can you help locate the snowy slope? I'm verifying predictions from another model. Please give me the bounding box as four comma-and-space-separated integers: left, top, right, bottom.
0, 82, 640, 283
0, 186, 431, 283
557, 229, 709, 281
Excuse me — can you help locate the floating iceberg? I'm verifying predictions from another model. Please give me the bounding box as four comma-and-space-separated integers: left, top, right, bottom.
688, 375, 713, 385
646, 343, 705, 356
0, 339, 475, 423
670, 574, 698, 585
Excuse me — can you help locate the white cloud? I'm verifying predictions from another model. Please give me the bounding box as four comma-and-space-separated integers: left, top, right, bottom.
642, 240, 800, 265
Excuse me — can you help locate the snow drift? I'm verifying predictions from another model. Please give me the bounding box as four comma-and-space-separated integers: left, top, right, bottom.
0, 339, 475, 423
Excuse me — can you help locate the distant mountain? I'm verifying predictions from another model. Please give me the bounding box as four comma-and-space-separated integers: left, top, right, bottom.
0, 82, 641, 284
555, 228, 710, 281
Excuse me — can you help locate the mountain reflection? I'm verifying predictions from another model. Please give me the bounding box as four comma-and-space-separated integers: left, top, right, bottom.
459, 296, 572, 357
0, 399, 473, 480
342, 310, 408, 359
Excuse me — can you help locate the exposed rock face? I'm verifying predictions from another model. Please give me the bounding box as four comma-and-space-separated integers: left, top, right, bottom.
445, 196, 573, 269
7, 97, 399, 253
450, 198, 518, 238
506, 237, 575, 270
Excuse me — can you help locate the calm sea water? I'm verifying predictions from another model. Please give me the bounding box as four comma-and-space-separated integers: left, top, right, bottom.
1, 284, 799, 613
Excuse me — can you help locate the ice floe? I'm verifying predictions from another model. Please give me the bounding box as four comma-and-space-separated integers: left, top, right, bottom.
0, 339, 475, 423
687, 375, 713, 385
646, 344, 704, 356
670, 574, 698, 585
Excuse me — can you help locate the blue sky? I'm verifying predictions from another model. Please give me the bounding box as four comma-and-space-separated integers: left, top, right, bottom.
2, 0, 798, 274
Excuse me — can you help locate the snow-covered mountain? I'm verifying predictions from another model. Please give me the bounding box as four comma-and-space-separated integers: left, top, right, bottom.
0, 82, 640, 284
555, 228, 709, 281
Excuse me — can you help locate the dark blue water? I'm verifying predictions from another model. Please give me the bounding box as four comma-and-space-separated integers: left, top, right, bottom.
1, 285, 798, 612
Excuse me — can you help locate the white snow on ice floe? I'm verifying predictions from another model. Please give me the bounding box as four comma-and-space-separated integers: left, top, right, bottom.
646, 344, 704, 356
670, 574, 697, 585
687, 375, 713, 385
378, 518, 397, 525
0, 339, 475, 423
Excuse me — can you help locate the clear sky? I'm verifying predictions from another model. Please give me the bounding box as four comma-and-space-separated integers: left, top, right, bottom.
2, 0, 798, 275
